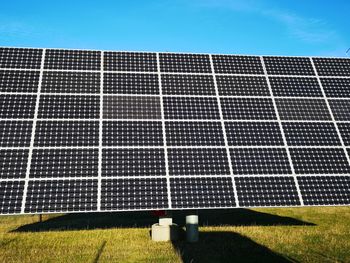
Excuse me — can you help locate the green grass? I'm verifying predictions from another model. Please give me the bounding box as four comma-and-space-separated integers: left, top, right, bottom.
0, 207, 349, 262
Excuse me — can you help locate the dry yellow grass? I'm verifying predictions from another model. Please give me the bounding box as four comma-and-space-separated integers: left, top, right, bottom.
0, 207, 349, 262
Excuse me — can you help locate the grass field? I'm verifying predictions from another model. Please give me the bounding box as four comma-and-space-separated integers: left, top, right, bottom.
0, 207, 349, 263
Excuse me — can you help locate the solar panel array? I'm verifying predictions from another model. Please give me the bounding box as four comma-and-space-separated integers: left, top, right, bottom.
1, 47, 350, 215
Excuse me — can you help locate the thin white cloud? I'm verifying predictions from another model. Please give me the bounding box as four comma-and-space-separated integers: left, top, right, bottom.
193, 0, 340, 44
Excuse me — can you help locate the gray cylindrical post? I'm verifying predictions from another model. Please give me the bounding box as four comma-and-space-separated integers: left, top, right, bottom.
186, 214, 199, 242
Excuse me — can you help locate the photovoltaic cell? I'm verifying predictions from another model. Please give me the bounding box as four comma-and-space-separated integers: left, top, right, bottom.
221, 98, 276, 120
276, 98, 331, 121
103, 96, 161, 119
313, 58, 350, 77
225, 122, 283, 146
44, 49, 100, 70
104, 73, 159, 95
263, 56, 315, 76
29, 149, 98, 178
0, 94, 36, 118
329, 99, 350, 121
165, 121, 225, 146
283, 122, 341, 146
34, 121, 99, 147
0, 70, 40, 93
41, 72, 100, 93
212, 55, 264, 74
0, 149, 28, 179
0, 181, 24, 214
159, 53, 211, 73
25, 180, 98, 213
338, 123, 350, 146
163, 97, 220, 120
230, 148, 291, 175
104, 52, 157, 72
102, 149, 166, 177
235, 177, 300, 207
101, 178, 168, 210
269, 77, 322, 97
298, 176, 350, 205
38, 95, 99, 119
102, 121, 163, 146
321, 78, 350, 98
170, 177, 236, 208
0, 47, 42, 69
168, 148, 230, 176
290, 148, 350, 174
161, 74, 215, 95
216, 76, 269, 96
0, 121, 33, 147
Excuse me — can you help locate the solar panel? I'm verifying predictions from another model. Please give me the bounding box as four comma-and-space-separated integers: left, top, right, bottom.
1, 46, 350, 215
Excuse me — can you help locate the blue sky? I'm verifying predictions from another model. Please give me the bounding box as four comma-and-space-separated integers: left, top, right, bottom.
0, 0, 349, 57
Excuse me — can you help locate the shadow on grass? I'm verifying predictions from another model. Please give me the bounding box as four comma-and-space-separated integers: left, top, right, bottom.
172, 231, 296, 263
13, 209, 314, 232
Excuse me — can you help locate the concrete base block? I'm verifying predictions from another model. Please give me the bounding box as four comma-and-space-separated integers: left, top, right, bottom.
151, 223, 179, 242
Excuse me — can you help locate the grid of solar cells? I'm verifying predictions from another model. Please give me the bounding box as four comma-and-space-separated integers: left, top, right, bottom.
212, 55, 264, 74
29, 149, 98, 178
221, 97, 276, 120
44, 49, 100, 70
165, 121, 225, 146
225, 122, 283, 146
235, 177, 300, 207
230, 148, 291, 175
168, 148, 230, 176
283, 122, 341, 146
159, 53, 211, 73
38, 95, 99, 119
329, 99, 350, 121
0, 181, 24, 214
290, 148, 350, 174
170, 177, 235, 208
0, 47, 42, 69
103, 121, 163, 146
2, 47, 350, 215
41, 72, 100, 93
34, 121, 99, 147
163, 97, 220, 120
0, 94, 36, 118
217, 75, 269, 96
276, 98, 331, 120
269, 77, 322, 97
0, 149, 28, 179
25, 180, 98, 213
0, 70, 40, 93
104, 73, 159, 95
313, 58, 350, 77
0, 121, 32, 147
101, 178, 168, 210
298, 176, 350, 205
103, 96, 161, 119
104, 52, 157, 72
263, 56, 315, 75
161, 74, 216, 95
102, 149, 166, 177
321, 78, 350, 98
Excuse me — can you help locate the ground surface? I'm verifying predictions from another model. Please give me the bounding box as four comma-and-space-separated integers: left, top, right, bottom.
0, 207, 349, 263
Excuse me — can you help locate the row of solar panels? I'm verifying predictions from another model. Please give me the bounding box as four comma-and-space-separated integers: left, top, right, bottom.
1, 47, 350, 76
1, 70, 350, 97
1, 175, 350, 214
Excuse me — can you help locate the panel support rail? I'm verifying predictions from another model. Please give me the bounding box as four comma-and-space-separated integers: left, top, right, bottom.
209, 54, 240, 207
21, 49, 46, 213
260, 56, 304, 206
